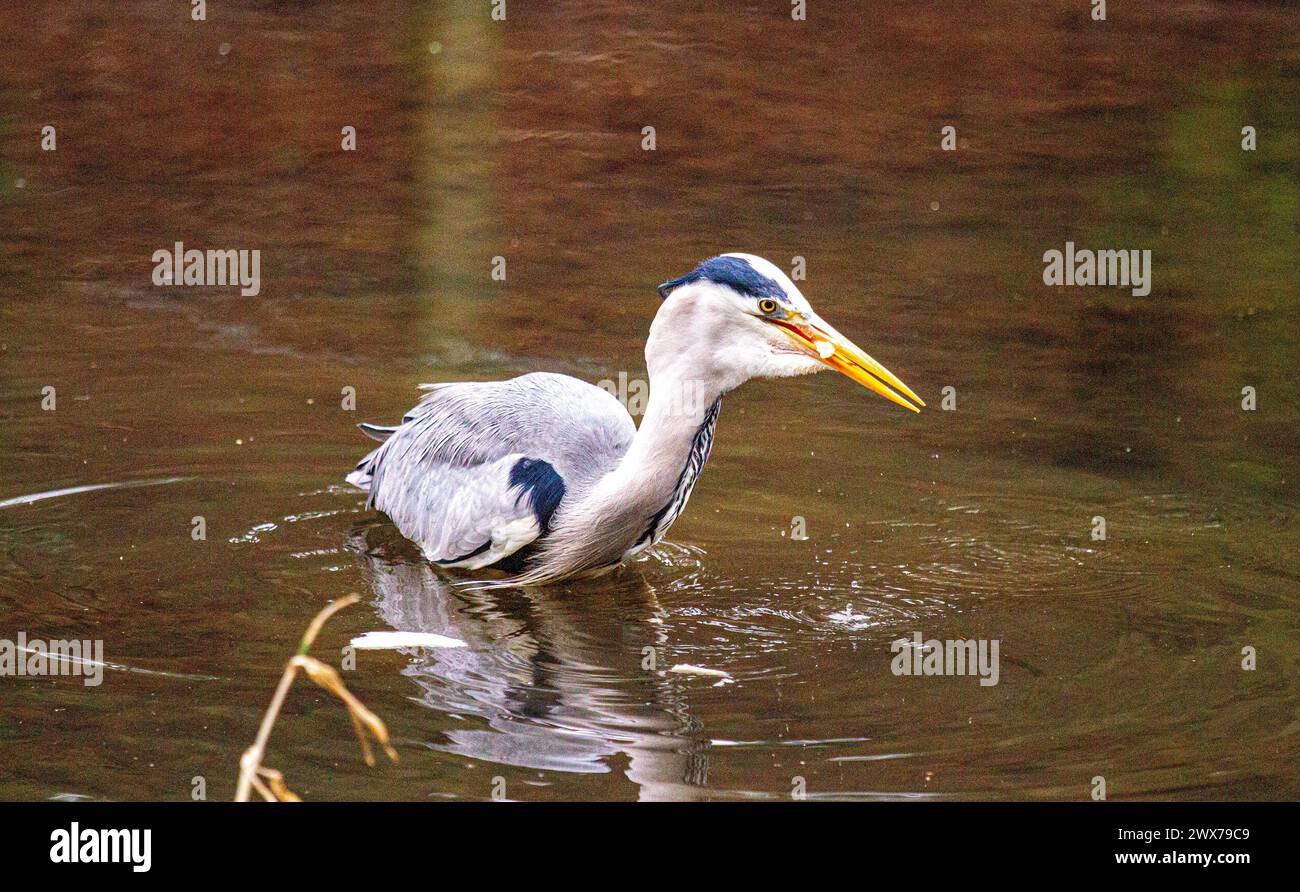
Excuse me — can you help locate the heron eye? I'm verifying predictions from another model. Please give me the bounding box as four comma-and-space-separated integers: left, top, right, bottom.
758, 298, 778, 315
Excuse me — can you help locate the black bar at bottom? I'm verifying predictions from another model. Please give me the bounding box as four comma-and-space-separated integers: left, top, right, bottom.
4, 801, 1286, 878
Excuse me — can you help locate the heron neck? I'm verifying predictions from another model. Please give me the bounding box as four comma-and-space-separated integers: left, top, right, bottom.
612, 371, 723, 527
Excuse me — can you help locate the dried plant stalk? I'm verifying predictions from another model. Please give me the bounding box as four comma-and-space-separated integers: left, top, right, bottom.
235, 595, 398, 802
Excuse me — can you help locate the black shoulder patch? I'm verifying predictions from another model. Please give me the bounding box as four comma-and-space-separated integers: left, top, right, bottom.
508, 458, 566, 532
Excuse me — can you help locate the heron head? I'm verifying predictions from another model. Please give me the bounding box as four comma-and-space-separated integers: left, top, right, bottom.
653, 253, 923, 412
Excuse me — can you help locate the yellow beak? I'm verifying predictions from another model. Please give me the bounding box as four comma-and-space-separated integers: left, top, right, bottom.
769, 314, 924, 413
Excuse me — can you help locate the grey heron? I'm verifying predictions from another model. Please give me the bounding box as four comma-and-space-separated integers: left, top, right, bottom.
347, 253, 923, 584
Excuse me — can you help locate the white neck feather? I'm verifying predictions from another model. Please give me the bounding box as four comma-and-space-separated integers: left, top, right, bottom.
520, 294, 728, 581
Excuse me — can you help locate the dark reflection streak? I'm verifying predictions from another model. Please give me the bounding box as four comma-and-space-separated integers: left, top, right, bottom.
348, 521, 711, 801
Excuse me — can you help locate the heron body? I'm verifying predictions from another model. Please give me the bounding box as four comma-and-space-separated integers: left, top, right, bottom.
347, 253, 922, 584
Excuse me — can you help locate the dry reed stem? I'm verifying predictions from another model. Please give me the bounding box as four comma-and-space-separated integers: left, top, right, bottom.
235, 595, 398, 801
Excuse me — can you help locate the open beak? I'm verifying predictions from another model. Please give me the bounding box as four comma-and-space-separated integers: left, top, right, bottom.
768, 314, 924, 412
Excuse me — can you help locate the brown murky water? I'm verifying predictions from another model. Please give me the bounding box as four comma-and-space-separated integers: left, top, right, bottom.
1, 2, 1297, 801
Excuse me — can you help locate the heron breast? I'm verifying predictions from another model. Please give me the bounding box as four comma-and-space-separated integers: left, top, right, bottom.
635, 396, 722, 548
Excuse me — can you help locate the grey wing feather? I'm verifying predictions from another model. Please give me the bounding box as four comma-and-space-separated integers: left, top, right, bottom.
358, 422, 400, 442
347, 372, 635, 569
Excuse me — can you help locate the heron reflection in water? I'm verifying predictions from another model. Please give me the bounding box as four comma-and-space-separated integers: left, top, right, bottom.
349, 524, 710, 800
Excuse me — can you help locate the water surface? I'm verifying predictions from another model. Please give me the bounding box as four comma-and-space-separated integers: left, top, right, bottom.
0, 1, 1296, 801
